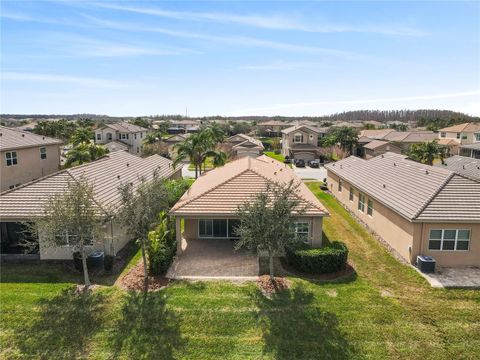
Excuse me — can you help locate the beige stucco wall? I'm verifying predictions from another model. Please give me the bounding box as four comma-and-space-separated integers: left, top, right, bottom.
440, 131, 479, 145
282, 128, 320, 158
1, 144, 61, 192
94, 128, 150, 155
364, 144, 402, 159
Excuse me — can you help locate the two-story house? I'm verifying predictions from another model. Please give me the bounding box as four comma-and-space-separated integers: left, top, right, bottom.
0, 126, 62, 192
281, 125, 328, 161
94, 122, 150, 156
438, 123, 480, 158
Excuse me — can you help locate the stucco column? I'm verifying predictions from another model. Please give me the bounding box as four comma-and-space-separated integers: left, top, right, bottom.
311, 217, 323, 248
176, 217, 183, 255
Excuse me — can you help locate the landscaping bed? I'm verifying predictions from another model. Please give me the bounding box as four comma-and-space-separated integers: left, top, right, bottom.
117, 261, 171, 292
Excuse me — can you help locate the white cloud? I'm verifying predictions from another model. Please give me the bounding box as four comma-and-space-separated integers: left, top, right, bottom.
239, 61, 327, 71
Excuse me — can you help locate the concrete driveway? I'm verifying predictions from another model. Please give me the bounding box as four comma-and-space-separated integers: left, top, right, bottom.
167, 238, 258, 279
293, 165, 327, 180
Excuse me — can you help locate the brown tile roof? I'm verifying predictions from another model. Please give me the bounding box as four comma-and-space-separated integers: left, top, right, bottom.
0, 126, 63, 151
363, 140, 389, 150
104, 122, 148, 133
105, 141, 130, 152
258, 120, 289, 127
439, 122, 480, 133
359, 129, 396, 139
384, 131, 436, 143
325, 152, 480, 222
438, 138, 459, 146
0, 151, 177, 219
281, 125, 327, 135
170, 155, 329, 217
227, 134, 264, 149
435, 156, 480, 181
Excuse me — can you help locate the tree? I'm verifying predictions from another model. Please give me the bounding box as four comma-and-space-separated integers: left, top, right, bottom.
71, 127, 94, 146
235, 181, 304, 280
130, 117, 150, 129
271, 137, 281, 154
65, 142, 108, 168
321, 127, 358, 156
30, 178, 103, 289
33, 119, 77, 141
408, 140, 445, 165
117, 174, 171, 291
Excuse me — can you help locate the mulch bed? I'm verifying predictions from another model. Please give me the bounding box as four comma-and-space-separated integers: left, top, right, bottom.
280, 258, 356, 281
257, 275, 290, 297
117, 261, 171, 292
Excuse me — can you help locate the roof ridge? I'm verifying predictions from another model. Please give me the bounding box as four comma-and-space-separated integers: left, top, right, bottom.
412, 171, 456, 220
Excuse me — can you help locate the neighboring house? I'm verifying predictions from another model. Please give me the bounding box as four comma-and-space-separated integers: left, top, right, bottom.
435, 155, 480, 181
0, 151, 181, 259
332, 121, 364, 129
162, 134, 189, 158
0, 126, 62, 192
438, 122, 480, 146
363, 140, 402, 159
281, 125, 328, 161
94, 122, 150, 155
170, 155, 329, 254
459, 143, 480, 159
359, 129, 396, 140
256, 120, 290, 137
167, 119, 200, 134
382, 131, 437, 152
104, 141, 130, 153
326, 152, 480, 267
224, 134, 264, 158
362, 120, 385, 128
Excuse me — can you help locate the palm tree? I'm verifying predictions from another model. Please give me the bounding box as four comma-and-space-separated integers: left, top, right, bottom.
408, 140, 444, 165
65, 143, 92, 167
143, 132, 160, 145
322, 126, 358, 157
71, 127, 94, 146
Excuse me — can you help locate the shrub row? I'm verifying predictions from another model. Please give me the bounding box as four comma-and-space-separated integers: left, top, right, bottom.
285, 241, 348, 274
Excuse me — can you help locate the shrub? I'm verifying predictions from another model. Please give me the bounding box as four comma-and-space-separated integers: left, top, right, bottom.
285, 241, 348, 274
147, 211, 176, 275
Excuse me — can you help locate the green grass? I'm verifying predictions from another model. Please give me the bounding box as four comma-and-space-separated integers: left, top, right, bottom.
1, 183, 479, 359
264, 151, 285, 162
188, 157, 214, 171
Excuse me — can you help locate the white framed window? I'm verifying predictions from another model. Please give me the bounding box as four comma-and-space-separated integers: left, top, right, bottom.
428, 229, 470, 251
198, 219, 228, 238
367, 199, 373, 216
120, 133, 129, 140
440, 132, 446, 138
40, 147, 47, 160
5, 151, 18, 166
293, 133, 303, 143
107, 133, 113, 141
475, 133, 480, 141
358, 193, 365, 212
294, 222, 310, 243
349, 187, 354, 201
96, 133, 102, 141
338, 179, 343, 192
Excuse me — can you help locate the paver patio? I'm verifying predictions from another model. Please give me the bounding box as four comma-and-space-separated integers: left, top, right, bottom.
167, 238, 258, 279
416, 266, 480, 288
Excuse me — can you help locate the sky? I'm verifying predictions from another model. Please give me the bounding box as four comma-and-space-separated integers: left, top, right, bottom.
1, 1, 479, 117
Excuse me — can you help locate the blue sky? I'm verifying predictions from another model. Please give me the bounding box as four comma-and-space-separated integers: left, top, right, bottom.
1, 1, 479, 116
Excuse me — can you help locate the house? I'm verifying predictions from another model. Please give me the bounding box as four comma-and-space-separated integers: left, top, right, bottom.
363, 140, 402, 159
94, 122, 150, 155
0, 126, 62, 192
439, 122, 480, 146
170, 155, 329, 254
459, 143, 480, 159
256, 120, 290, 137
326, 153, 480, 267
281, 125, 328, 161
162, 133, 189, 158
362, 120, 385, 128
0, 151, 181, 259
332, 121, 364, 129
435, 155, 480, 181
167, 119, 200, 134
224, 134, 264, 158
359, 129, 396, 140
382, 131, 437, 152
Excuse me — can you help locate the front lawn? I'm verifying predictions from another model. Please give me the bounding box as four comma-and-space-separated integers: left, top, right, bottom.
264, 151, 285, 162
1, 183, 479, 359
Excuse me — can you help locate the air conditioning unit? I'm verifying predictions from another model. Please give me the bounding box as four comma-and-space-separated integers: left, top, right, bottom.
417, 255, 436, 273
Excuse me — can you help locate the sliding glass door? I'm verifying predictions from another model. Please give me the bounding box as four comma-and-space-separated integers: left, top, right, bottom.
199, 219, 240, 239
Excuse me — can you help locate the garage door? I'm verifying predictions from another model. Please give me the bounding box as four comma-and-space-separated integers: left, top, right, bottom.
294, 152, 315, 161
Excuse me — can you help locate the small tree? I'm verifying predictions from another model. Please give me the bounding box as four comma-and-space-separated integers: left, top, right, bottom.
322, 127, 358, 157
235, 181, 304, 280
408, 140, 444, 165
29, 177, 103, 289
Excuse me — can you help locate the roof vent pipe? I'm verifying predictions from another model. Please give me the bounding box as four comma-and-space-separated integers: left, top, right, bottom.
425, 170, 429, 175
383, 184, 386, 188
22, 134, 25, 137
117, 175, 121, 179
126, 163, 129, 167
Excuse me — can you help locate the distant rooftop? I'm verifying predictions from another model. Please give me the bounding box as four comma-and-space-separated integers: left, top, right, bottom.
103, 122, 149, 133
436, 155, 480, 181
282, 124, 327, 135
439, 122, 480, 133
0, 126, 62, 151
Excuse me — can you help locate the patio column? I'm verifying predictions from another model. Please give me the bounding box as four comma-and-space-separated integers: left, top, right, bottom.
176, 217, 183, 255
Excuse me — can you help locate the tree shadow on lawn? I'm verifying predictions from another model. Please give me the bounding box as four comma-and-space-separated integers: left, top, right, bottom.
15, 288, 106, 359
253, 284, 357, 360
108, 291, 184, 360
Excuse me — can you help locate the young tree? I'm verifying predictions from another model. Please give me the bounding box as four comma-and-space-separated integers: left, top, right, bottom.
235, 181, 304, 280
130, 117, 151, 129
117, 174, 170, 291
322, 127, 358, 157
30, 178, 103, 289
408, 140, 444, 165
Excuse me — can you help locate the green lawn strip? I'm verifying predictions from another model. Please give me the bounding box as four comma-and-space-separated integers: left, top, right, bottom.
264, 151, 284, 162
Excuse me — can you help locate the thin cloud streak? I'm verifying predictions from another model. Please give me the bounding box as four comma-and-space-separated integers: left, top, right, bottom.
239, 61, 328, 71
93, 3, 429, 36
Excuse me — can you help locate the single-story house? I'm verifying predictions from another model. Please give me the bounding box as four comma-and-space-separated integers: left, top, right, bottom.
326, 152, 480, 267
363, 140, 402, 159
170, 155, 329, 254
224, 134, 264, 158
0, 151, 181, 260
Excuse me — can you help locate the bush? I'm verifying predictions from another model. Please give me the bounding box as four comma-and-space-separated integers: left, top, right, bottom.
147, 211, 176, 275
285, 241, 348, 274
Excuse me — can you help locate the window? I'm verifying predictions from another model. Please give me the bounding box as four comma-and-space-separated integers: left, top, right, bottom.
293, 133, 303, 143
338, 179, 343, 192
358, 193, 365, 212
40, 147, 47, 160
228, 219, 240, 238
428, 229, 470, 251
107, 133, 113, 141
140, 132, 143, 138
349, 187, 354, 201
134, 134, 137, 140
456, 133, 461, 139
120, 133, 129, 140
199, 219, 228, 238
440, 132, 446, 138
96, 133, 102, 141
5, 151, 17, 166
476, 133, 480, 141
294, 222, 310, 243
136, 147, 139, 153
367, 199, 373, 216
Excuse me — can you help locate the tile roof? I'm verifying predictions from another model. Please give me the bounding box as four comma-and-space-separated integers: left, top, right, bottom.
0, 126, 63, 151
0, 151, 177, 219
435, 155, 480, 181
359, 129, 396, 139
105, 141, 130, 152
282, 125, 327, 135
325, 152, 480, 222
104, 122, 148, 133
227, 134, 264, 149
438, 138, 459, 146
439, 122, 480, 133
363, 140, 389, 150
258, 120, 289, 127
170, 155, 329, 217
384, 131, 436, 143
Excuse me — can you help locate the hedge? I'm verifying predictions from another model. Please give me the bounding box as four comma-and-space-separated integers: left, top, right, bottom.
285, 241, 348, 274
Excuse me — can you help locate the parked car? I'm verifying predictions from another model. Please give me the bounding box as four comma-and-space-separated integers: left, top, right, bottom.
295, 159, 306, 168
308, 160, 320, 168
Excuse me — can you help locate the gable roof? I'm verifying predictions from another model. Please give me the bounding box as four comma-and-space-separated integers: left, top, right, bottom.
170, 155, 328, 217
435, 155, 480, 181
363, 140, 391, 150
0, 151, 177, 220
325, 153, 480, 222
439, 122, 480, 133
359, 129, 396, 139
104, 141, 130, 152
0, 126, 63, 151
282, 125, 327, 135
227, 134, 264, 149
103, 122, 148, 133
383, 131, 436, 143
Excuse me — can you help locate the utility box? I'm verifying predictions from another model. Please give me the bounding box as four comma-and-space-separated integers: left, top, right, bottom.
417, 255, 436, 273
